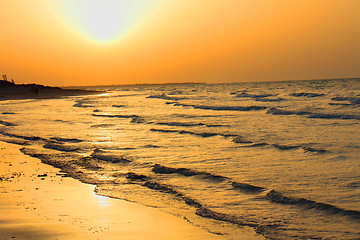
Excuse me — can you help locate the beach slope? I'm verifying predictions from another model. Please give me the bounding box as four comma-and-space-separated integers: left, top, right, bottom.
0, 141, 228, 240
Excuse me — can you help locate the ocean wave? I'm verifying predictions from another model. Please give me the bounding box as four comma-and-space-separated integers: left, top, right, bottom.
0, 120, 16, 126
93, 113, 138, 119
165, 101, 177, 105
348, 181, 360, 189
20, 148, 53, 162
151, 127, 327, 153
0, 130, 45, 141
73, 98, 97, 108
173, 103, 267, 112
142, 180, 204, 209
301, 146, 327, 153
20, 147, 104, 175
266, 190, 360, 220
112, 104, 126, 108
272, 144, 301, 150
272, 144, 327, 153
195, 207, 260, 229
231, 181, 266, 193
254, 98, 285, 102
231, 136, 327, 153
93, 113, 145, 123
289, 92, 324, 98
90, 148, 131, 163
170, 113, 216, 118
90, 124, 115, 128
146, 93, 187, 101
73, 102, 94, 108
167, 90, 183, 95
267, 108, 360, 120
0, 137, 29, 145
150, 128, 237, 138
43, 142, 80, 152
331, 97, 360, 104
232, 136, 253, 143
152, 127, 327, 154
130, 116, 145, 123
152, 163, 263, 194
49, 137, 83, 143
266, 108, 310, 116
156, 121, 225, 128
328, 102, 353, 106
235, 92, 277, 98
152, 164, 227, 181
236, 143, 269, 148
126, 172, 148, 181
142, 144, 161, 148
308, 113, 360, 120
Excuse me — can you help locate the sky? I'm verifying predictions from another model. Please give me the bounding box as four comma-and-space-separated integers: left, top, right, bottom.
0, 0, 359, 86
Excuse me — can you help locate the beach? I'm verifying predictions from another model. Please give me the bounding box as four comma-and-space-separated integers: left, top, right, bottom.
0, 79, 359, 239
0, 141, 246, 240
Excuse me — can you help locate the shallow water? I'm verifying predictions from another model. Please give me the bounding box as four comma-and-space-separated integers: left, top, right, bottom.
1, 78, 359, 239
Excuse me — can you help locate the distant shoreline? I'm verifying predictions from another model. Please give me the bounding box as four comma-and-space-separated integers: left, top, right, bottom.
0, 80, 103, 101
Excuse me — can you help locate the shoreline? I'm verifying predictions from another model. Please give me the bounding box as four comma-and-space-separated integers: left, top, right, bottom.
0, 141, 228, 240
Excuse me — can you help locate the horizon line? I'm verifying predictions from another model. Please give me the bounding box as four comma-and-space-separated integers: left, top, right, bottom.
62, 76, 360, 88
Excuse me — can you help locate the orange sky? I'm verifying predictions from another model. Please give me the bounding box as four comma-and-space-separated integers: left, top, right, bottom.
0, 0, 359, 86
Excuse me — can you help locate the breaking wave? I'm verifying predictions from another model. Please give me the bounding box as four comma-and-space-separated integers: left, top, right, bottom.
151, 163, 360, 221
331, 97, 360, 104
172, 102, 267, 112
289, 92, 324, 98
49, 137, 83, 143
0, 130, 45, 141
146, 93, 188, 101
93, 114, 145, 123
254, 98, 285, 102
231, 181, 265, 193
155, 121, 226, 128
90, 148, 131, 163
266, 190, 360, 220
73, 99, 96, 108
152, 164, 227, 181
267, 108, 360, 120
0, 120, 16, 126
235, 92, 277, 98
43, 142, 80, 152
91, 124, 116, 128
150, 128, 237, 138
112, 104, 126, 108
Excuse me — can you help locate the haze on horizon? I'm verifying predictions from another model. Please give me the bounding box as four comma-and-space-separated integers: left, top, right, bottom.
0, 0, 359, 86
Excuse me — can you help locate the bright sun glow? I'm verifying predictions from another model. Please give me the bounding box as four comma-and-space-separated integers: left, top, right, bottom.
52, 0, 154, 43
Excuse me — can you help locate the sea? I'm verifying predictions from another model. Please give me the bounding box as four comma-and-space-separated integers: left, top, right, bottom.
0, 78, 359, 239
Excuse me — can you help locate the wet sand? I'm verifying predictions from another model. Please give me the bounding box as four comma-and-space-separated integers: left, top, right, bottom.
0, 141, 228, 240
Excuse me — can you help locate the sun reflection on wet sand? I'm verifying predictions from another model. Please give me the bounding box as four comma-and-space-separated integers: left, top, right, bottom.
93, 192, 110, 207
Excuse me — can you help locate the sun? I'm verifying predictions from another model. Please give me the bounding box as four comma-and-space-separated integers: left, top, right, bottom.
51, 0, 155, 44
